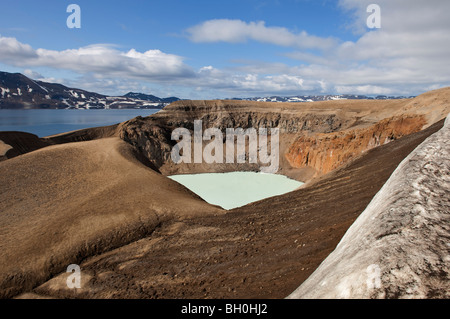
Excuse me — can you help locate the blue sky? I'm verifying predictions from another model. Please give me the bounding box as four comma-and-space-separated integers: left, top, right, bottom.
0, 0, 449, 99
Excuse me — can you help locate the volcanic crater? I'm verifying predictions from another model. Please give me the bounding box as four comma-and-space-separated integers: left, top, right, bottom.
0, 87, 449, 299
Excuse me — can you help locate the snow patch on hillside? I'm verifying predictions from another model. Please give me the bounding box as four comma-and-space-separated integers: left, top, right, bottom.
287, 114, 450, 299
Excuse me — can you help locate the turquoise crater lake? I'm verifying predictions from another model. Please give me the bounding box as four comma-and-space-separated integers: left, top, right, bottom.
168, 172, 303, 210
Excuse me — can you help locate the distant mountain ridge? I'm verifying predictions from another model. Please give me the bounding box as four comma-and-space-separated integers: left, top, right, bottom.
123, 92, 180, 104
0, 71, 413, 109
0, 71, 179, 109
230, 94, 415, 103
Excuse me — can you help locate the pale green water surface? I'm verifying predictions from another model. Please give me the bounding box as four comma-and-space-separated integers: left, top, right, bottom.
168, 171, 303, 210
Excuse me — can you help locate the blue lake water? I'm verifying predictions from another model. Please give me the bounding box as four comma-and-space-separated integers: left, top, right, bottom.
1, 110, 302, 209
0, 109, 159, 137
169, 172, 303, 210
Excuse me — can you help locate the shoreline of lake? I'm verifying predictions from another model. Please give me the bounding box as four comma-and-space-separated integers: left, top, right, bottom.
0, 109, 159, 137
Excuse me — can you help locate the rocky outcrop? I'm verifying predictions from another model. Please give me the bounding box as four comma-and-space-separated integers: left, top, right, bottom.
1, 88, 449, 299
2, 88, 449, 182
117, 102, 353, 176
285, 115, 427, 176
17, 109, 446, 299
287, 114, 450, 299
158, 99, 348, 134
0, 131, 52, 161
117, 91, 449, 179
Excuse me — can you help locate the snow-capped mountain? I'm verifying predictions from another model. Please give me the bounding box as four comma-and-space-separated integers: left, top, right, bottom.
0, 71, 412, 109
0, 71, 179, 109
230, 94, 413, 103
123, 92, 180, 104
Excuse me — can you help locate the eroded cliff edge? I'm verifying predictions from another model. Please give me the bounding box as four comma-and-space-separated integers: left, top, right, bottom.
14, 110, 446, 299
0, 87, 449, 299
117, 87, 450, 180
287, 114, 450, 299
2, 88, 449, 183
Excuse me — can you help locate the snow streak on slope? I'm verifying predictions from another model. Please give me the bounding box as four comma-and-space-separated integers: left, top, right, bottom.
287, 114, 450, 299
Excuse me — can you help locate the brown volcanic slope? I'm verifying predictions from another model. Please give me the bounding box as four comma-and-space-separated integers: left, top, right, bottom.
0, 138, 222, 298
0, 87, 449, 299
288, 115, 450, 299
25, 118, 445, 299
0, 131, 52, 161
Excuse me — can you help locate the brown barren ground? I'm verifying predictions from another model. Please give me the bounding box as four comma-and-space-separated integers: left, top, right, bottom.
0, 138, 222, 298
19, 119, 445, 299
0, 87, 448, 299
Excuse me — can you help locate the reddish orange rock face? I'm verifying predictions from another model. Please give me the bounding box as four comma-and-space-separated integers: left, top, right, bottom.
285, 115, 427, 176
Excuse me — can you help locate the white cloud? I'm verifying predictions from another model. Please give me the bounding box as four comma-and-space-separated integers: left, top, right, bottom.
339, 0, 450, 33
182, 66, 322, 96
23, 69, 43, 79
334, 85, 394, 96
2, 0, 450, 99
186, 19, 336, 50
0, 37, 194, 81
182, 2, 450, 97
278, 0, 450, 95
0, 36, 37, 60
